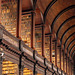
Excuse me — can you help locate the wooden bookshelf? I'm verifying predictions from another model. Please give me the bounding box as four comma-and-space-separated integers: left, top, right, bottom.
1, 0, 18, 37
35, 27, 42, 55
52, 42, 55, 65
21, 14, 31, 47
45, 36, 50, 61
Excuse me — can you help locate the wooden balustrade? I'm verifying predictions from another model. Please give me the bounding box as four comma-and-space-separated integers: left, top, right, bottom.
0, 24, 68, 75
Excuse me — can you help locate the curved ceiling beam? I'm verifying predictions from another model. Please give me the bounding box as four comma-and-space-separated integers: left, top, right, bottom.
69, 45, 75, 56
64, 32, 75, 48
67, 39, 75, 51
60, 25, 75, 43
43, 0, 57, 23
71, 50, 75, 58
56, 16, 75, 38
51, 5, 75, 32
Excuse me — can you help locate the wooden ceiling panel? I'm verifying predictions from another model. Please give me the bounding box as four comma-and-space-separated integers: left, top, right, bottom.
23, 0, 75, 58
61, 28, 75, 45
68, 41, 75, 52
54, 8, 75, 33
64, 35, 75, 48
62, 33, 75, 45
61, 27, 75, 39
36, 0, 75, 58
58, 19, 75, 38
46, 0, 75, 29
58, 20, 75, 39
65, 38, 74, 48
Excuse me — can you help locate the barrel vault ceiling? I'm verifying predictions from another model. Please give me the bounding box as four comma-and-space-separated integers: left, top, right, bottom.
22, 0, 75, 60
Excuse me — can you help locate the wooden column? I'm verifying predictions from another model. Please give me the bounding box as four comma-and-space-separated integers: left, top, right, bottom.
31, 12, 35, 49
70, 61, 71, 75
0, 0, 1, 24
42, 25, 45, 57
0, 64, 2, 75
70, 60, 71, 75
66, 56, 68, 73
69, 59, 70, 75
72, 63, 73, 75
55, 40, 57, 66
16, 0, 22, 39
63, 50, 64, 71
50, 35, 52, 62
71, 62, 72, 75
66, 56, 68, 74
60, 47, 61, 69
68, 58, 70, 75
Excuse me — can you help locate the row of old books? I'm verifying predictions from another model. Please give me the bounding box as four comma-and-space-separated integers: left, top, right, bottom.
2, 60, 18, 75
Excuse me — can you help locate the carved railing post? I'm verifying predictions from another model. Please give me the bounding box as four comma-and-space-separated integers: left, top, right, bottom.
44, 58, 46, 75
19, 52, 24, 75
33, 61, 37, 75
33, 50, 37, 75
0, 48, 5, 75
